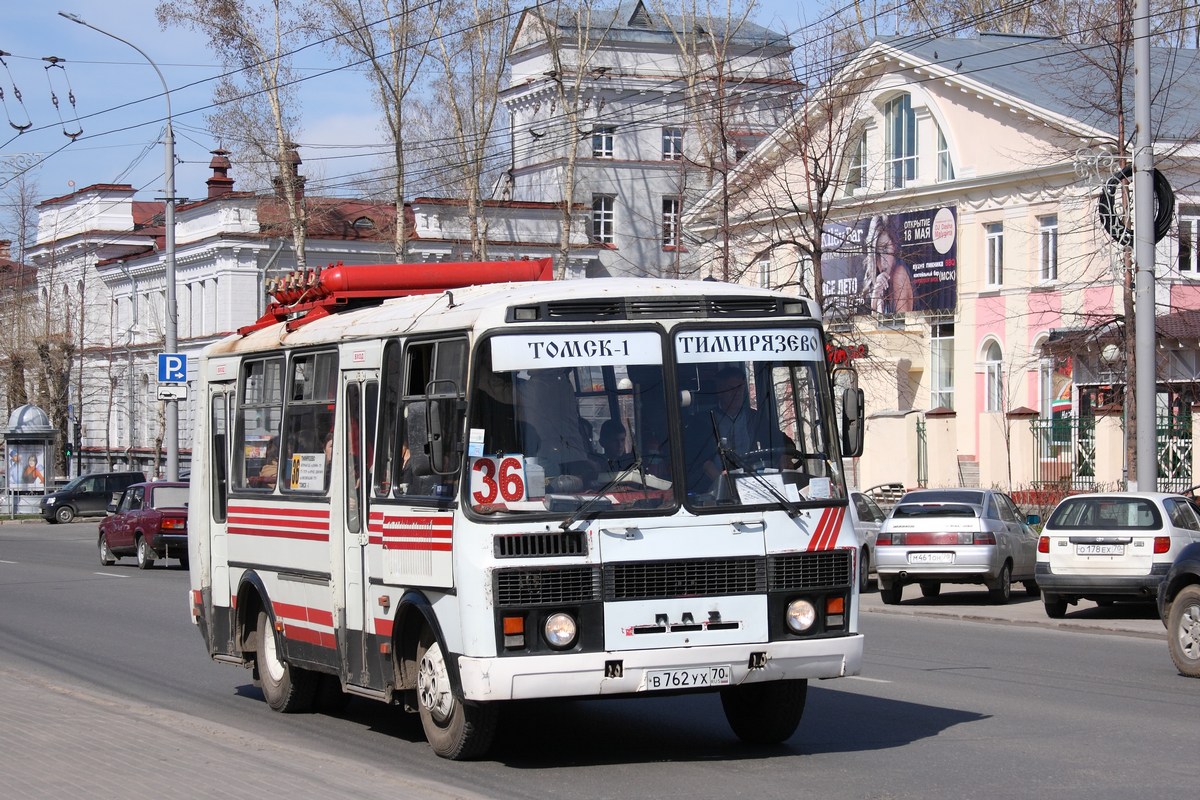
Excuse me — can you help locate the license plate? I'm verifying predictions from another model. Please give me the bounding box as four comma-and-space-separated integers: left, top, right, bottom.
1076, 544, 1125, 556
642, 665, 732, 691
908, 552, 953, 564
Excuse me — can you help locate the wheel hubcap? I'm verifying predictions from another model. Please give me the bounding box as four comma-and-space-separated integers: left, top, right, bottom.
1178, 603, 1200, 661
417, 640, 454, 722
261, 621, 285, 682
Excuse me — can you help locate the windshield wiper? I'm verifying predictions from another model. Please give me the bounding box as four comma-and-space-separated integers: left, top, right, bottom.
559, 458, 644, 531
709, 411, 801, 519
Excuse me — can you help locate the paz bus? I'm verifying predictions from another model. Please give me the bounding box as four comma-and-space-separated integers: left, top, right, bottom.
187, 257, 866, 759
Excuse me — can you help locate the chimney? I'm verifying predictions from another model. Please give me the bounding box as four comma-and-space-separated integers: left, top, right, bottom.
206, 149, 235, 198
272, 142, 305, 202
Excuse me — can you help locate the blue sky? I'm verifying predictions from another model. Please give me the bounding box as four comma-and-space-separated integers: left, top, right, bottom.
0, 1, 822, 210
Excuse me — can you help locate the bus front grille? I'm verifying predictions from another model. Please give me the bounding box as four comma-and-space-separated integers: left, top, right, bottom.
768, 550, 854, 591
494, 566, 600, 607
603, 558, 765, 601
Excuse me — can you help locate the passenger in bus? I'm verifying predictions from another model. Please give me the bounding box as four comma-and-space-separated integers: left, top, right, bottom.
518, 369, 596, 490
599, 419, 634, 471
256, 436, 280, 488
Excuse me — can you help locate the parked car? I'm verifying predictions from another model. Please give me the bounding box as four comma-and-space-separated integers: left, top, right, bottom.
849, 490, 888, 591
1038, 492, 1200, 618
1157, 541, 1200, 678
40, 470, 145, 524
875, 488, 1039, 605
98, 481, 189, 569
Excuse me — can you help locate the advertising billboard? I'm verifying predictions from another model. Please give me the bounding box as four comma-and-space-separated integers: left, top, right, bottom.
822, 206, 958, 315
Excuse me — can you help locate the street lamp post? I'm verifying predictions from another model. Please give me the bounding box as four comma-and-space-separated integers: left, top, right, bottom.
60, 11, 178, 481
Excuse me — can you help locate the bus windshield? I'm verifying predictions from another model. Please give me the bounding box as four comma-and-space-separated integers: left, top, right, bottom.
468, 331, 674, 515
674, 327, 845, 510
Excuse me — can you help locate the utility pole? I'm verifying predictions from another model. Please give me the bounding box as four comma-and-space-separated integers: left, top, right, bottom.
61, 11, 179, 481
1132, 0, 1156, 490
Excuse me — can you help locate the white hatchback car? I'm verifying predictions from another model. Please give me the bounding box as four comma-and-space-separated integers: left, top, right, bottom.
1037, 492, 1200, 618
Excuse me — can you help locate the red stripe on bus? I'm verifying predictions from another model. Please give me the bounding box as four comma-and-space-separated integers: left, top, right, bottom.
383, 541, 454, 552
227, 515, 332, 532
282, 624, 337, 649
273, 601, 334, 628
228, 526, 329, 542
228, 504, 331, 519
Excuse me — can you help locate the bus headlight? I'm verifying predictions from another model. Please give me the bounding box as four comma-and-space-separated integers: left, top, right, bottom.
543, 613, 577, 649
785, 599, 817, 633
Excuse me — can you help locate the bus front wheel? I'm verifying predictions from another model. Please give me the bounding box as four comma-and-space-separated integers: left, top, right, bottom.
721, 678, 808, 744
416, 628, 498, 760
256, 609, 317, 713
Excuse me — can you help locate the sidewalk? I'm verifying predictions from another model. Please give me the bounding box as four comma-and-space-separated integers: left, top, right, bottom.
859, 582, 1166, 639
0, 662, 481, 800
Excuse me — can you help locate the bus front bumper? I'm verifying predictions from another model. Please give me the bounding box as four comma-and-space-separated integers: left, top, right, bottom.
456, 634, 864, 702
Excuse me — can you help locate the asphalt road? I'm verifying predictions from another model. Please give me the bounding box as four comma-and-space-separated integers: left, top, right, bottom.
1, 518, 1195, 799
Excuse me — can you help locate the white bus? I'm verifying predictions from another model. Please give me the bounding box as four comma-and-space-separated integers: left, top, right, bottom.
187, 258, 866, 759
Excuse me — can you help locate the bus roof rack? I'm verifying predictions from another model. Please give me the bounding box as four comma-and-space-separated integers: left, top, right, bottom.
238, 257, 554, 335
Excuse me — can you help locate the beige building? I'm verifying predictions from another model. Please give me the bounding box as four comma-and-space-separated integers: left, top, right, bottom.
687, 33, 1200, 495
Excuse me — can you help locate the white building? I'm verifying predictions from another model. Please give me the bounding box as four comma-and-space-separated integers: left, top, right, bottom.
501, 1, 795, 278
29, 151, 598, 476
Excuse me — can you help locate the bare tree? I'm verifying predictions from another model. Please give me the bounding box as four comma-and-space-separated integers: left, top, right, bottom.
157, 0, 310, 266
322, 0, 436, 261
426, 0, 515, 260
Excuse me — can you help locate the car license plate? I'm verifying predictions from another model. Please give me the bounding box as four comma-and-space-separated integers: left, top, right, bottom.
1076, 544, 1125, 556
908, 552, 953, 564
642, 665, 732, 691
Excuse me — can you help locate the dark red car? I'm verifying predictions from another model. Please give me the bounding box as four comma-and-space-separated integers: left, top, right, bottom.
98, 481, 190, 570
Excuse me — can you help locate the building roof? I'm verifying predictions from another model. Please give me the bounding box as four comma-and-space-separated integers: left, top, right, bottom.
884, 32, 1200, 140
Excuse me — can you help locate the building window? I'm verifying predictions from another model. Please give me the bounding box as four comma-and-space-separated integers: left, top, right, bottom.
845, 130, 866, 195
758, 260, 773, 289
931, 322, 954, 409
592, 195, 615, 244
884, 94, 916, 189
1039, 215, 1059, 281
1179, 204, 1200, 273
984, 341, 1004, 412
986, 222, 1004, 287
661, 197, 681, 247
937, 126, 954, 182
592, 126, 615, 158
662, 127, 684, 161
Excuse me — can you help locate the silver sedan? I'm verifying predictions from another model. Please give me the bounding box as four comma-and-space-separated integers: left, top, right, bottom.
875, 488, 1039, 605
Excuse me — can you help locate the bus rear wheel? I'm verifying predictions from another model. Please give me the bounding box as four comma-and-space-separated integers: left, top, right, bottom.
416, 628, 497, 760
721, 678, 808, 744
256, 609, 317, 713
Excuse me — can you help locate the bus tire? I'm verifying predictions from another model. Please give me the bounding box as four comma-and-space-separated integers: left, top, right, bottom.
721, 678, 808, 744
416, 628, 497, 760
256, 609, 317, 713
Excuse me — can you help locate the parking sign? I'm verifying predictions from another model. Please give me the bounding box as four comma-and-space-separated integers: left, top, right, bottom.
158, 353, 187, 384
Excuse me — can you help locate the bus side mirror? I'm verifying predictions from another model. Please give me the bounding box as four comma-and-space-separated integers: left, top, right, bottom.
841, 388, 865, 458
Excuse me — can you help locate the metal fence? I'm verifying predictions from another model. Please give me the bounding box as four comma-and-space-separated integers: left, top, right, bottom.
915, 418, 928, 488
1029, 415, 1096, 491
1158, 412, 1193, 492
1029, 413, 1193, 492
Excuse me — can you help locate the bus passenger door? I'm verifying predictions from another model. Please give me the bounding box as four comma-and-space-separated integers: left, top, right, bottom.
207, 381, 235, 624
341, 372, 377, 645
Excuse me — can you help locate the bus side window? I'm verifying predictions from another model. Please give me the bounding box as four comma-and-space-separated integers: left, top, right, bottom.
399, 338, 466, 501
281, 351, 337, 493
234, 357, 283, 490
373, 341, 402, 498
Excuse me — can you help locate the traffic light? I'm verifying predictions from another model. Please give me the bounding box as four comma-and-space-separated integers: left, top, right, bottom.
65, 441, 73, 461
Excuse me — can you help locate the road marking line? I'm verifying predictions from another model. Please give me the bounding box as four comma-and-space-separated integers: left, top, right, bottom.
846, 675, 891, 683
94, 572, 130, 578
0, 559, 17, 564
